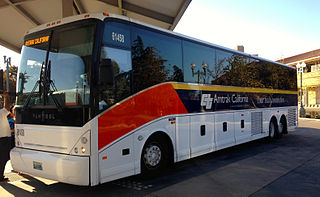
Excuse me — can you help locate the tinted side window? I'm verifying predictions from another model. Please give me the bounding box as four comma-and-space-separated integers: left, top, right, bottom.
99, 21, 132, 110
264, 61, 297, 91
131, 27, 183, 93
286, 66, 297, 91
212, 51, 297, 91
99, 47, 132, 109
212, 49, 234, 86
241, 58, 269, 88
183, 41, 215, 84
103, 22, 131, 49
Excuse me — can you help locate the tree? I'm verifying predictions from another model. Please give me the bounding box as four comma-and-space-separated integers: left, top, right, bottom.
2, 65, 18, 106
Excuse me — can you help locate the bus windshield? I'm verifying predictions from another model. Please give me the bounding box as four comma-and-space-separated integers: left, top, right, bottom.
17, 22, 96, 107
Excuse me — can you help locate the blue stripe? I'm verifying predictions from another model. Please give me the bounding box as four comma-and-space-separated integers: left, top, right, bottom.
176, 89, 298, 113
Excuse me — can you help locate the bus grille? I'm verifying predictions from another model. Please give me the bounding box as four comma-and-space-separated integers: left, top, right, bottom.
288, 108, 297, 127
251, 112, 263, 135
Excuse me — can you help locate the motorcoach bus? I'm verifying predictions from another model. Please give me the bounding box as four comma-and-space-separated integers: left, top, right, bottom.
10, 13, 297, 186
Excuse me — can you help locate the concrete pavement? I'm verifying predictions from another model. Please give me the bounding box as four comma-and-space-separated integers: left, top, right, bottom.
1, 118, 320, 197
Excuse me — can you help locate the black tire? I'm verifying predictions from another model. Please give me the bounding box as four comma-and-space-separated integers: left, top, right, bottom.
275, 121, 283, 139
279, 116, 288, 135
141, 136, 170, 175
269, 119, 277, 139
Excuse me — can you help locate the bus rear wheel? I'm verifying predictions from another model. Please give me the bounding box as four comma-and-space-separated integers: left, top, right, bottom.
279, 116, 288, 135
269, 119, 282, 139
141, 136, 170, 175
269, 120, 277, 139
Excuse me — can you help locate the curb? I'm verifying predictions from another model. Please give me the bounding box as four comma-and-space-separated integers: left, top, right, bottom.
299, 118, 320, 122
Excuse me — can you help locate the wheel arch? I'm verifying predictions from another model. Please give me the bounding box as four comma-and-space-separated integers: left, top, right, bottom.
269, 115, 278, 126
141, 131, 174, 164
138, 130, 175, 175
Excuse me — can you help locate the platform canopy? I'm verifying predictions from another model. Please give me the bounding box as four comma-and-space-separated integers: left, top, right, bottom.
0, 0, 191, 53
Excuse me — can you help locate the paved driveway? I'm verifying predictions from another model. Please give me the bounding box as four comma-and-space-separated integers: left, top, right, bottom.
1, 118, 320, 197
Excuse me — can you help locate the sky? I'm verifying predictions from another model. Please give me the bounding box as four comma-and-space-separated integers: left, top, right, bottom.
0, 45, 20, 70
174, 0, 320, 61
1, 0, 320, 70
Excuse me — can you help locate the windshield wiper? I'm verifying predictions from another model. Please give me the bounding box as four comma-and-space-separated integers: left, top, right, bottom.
22, 62, 45, 110
44, 61, 63, 111
23, 61, 63, 112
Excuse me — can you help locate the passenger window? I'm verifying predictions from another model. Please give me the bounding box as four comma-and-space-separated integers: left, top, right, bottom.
183, 41, 215, 84
131, 27, 183, 93
99, 47, 132, 110
212, 50, 237, 86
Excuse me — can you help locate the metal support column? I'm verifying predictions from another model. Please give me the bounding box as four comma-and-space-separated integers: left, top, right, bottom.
297, 62, 306, 116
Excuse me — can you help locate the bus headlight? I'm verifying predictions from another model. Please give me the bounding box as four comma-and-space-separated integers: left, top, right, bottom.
71, 130, 90, 156
17, 129, 24, 136
19, 129, 25, 136
81, 137, 88, 144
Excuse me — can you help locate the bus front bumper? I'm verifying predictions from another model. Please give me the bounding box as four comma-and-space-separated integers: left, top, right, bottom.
10, 147, 89, 186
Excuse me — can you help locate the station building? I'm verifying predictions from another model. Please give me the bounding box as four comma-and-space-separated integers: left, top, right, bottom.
278, 49, 320, 115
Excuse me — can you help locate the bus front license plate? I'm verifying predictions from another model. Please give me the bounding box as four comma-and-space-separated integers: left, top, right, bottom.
33, 161, 43, 170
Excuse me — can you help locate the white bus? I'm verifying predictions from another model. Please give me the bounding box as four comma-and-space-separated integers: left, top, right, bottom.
10, 13, 297, 186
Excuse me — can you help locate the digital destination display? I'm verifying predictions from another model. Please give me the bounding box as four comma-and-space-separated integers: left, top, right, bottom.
25, 36, 50, 46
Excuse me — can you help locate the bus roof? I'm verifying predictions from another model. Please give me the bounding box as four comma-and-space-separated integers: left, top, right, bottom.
26, 12, 295, 70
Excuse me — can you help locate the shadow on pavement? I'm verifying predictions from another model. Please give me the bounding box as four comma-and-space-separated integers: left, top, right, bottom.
1, 124, 320, 197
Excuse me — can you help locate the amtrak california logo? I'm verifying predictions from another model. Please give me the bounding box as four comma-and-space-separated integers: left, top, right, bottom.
201, 94, 213, 109
200, 93, 249, 110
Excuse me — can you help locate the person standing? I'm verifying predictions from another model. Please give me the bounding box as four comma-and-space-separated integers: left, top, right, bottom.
0, 92, 12, 182
7, 106, 15, 149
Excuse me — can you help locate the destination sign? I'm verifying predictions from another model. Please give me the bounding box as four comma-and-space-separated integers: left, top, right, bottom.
25, 36, 50, 46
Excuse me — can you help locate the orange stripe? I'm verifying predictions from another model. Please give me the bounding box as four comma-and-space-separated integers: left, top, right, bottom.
98, 83, 188, 150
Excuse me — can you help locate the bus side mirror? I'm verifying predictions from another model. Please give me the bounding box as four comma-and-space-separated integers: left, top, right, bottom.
99, 59, 114, 88
0, 70, 3, 94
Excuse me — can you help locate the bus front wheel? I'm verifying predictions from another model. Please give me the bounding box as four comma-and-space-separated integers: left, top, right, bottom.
141, 135, 170, 175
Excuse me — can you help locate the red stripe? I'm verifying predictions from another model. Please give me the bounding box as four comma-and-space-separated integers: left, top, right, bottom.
98, 83, 188, 150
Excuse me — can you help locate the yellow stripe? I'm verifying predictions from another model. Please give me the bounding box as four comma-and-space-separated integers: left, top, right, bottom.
171, 83, 297, 95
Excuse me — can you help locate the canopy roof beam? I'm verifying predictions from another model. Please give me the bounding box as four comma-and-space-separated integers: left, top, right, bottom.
97, 0, 173, 24
117, 0, 126, 15
0, 37, 20, 53
73, 0, 86, 14
3, 0, 40, 25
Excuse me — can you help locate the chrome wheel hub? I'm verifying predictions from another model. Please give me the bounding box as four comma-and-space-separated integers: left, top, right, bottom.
144, 145, 162, 167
